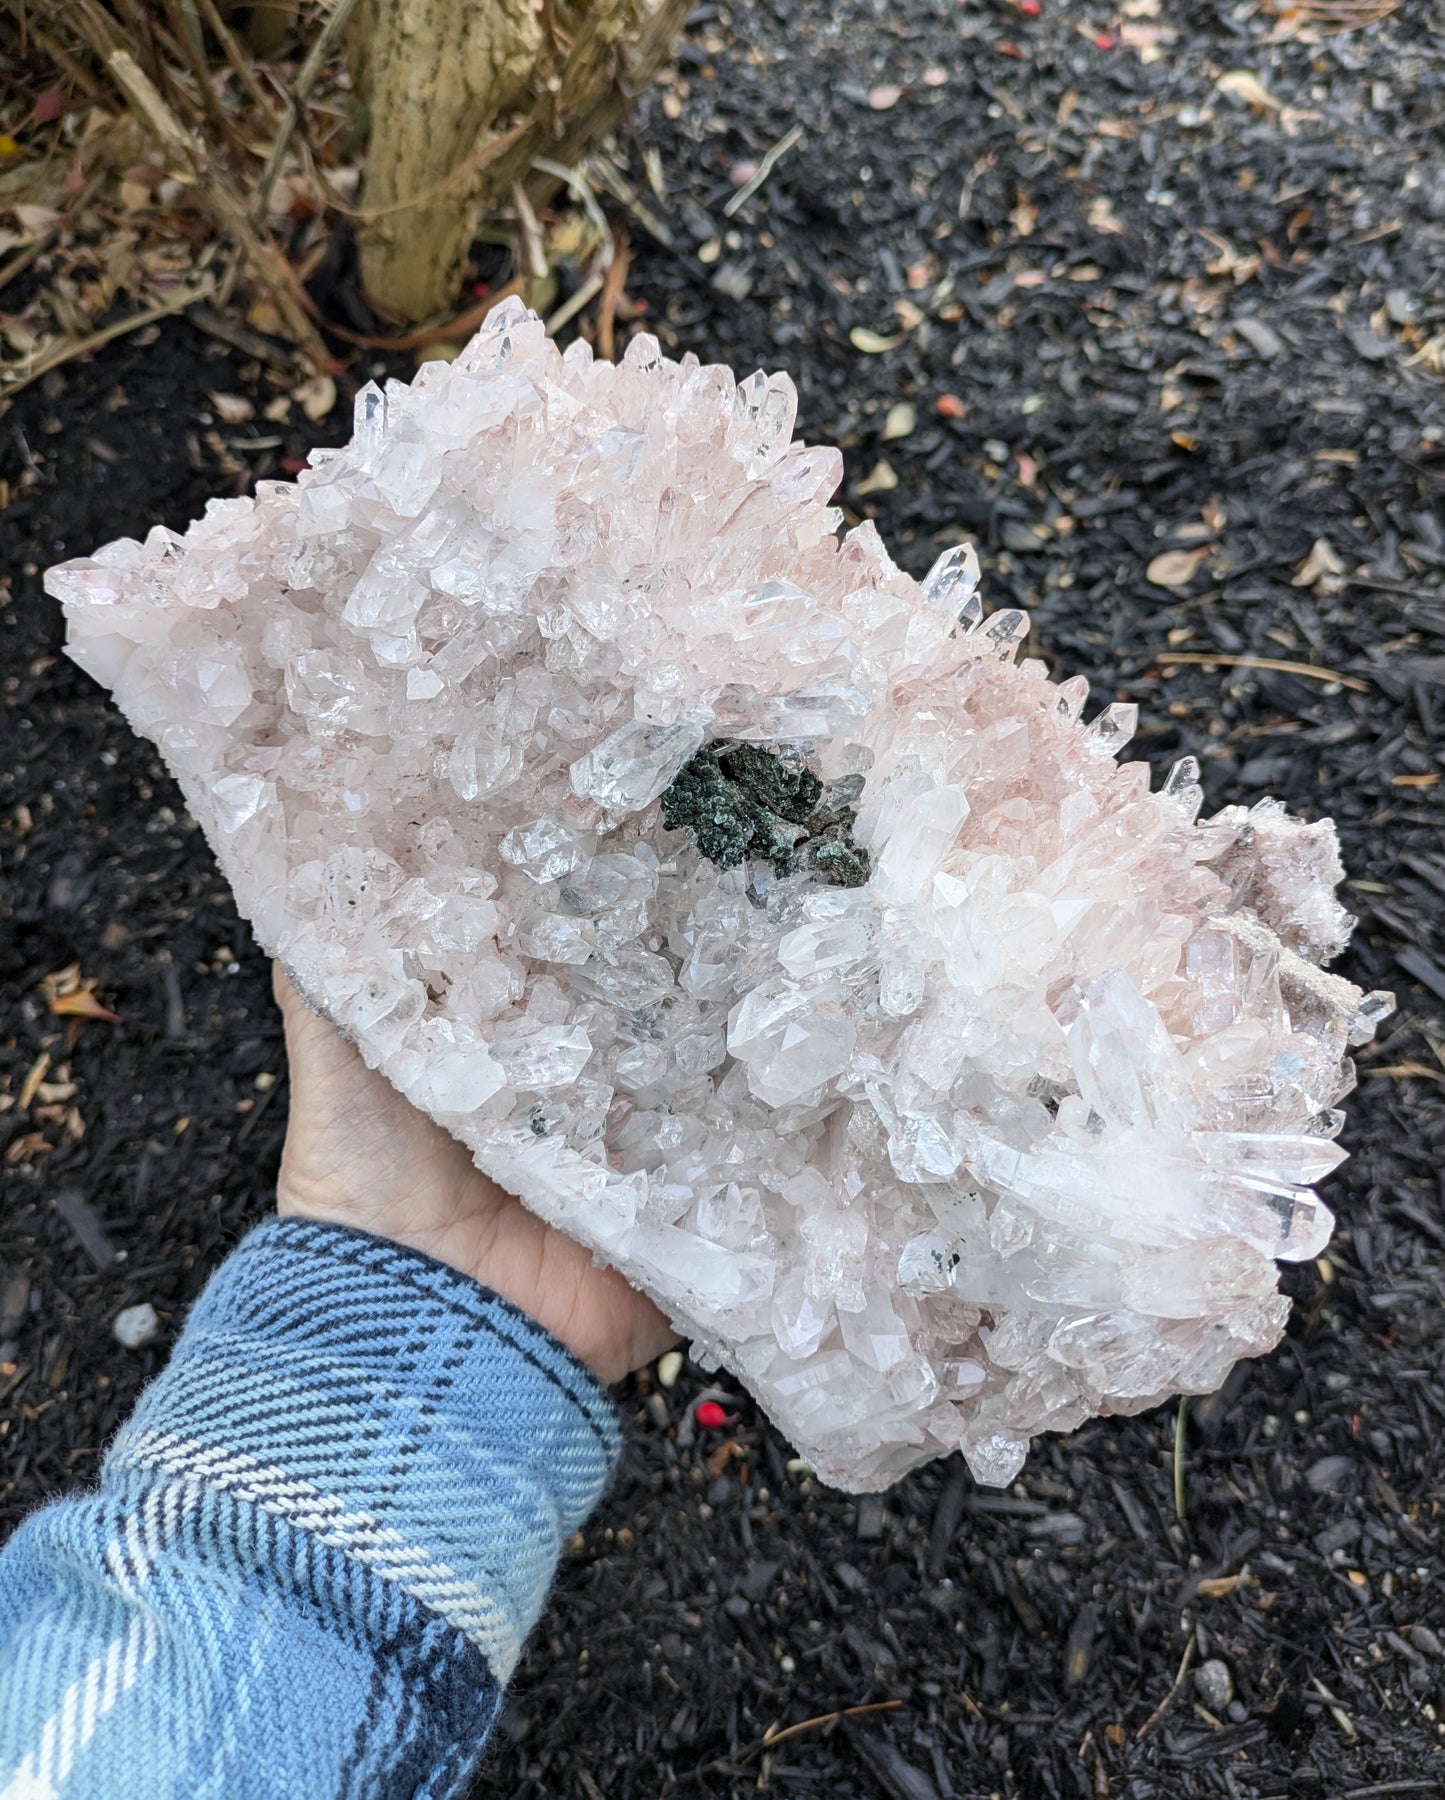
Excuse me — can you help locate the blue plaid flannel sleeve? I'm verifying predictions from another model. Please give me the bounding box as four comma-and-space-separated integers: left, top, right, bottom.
0, 1217, 621, 1799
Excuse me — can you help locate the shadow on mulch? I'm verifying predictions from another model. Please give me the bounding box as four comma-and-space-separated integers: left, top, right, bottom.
3, 2, 1445, 1795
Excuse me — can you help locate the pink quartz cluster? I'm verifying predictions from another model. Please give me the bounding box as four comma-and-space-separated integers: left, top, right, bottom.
48, 301, 1390, 1490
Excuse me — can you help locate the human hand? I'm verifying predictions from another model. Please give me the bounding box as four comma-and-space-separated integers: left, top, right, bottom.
272, 966, 676, 1385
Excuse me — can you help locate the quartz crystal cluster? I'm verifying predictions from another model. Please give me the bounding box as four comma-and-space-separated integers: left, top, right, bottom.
49, 301, 1391, 1491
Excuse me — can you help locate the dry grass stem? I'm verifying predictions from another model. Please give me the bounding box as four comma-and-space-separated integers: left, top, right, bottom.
1155, 652, 1371, 692
103, 48, 331, 368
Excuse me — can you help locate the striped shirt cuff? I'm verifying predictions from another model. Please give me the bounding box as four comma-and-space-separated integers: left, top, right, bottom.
106, 1217, 621, 1681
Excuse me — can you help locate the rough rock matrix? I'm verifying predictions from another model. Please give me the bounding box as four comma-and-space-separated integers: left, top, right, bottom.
48, 302, 1391, 1491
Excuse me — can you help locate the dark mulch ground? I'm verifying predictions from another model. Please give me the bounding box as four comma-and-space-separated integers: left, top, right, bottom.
4, 2, 1445, 1795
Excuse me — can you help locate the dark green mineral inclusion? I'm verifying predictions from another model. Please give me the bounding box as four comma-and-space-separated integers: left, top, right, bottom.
660, 742, 871, 888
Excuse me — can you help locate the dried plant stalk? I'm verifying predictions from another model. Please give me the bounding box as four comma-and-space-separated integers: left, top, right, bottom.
103, 47, 330, 367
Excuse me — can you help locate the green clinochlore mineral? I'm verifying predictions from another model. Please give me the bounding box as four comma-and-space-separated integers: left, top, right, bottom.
660, 742, 870, 889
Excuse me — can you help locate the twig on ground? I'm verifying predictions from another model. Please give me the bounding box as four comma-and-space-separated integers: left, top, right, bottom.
1341, 1784, 1445, 1798
1312, 1675, 1358, 1739
1365, 1062, 1445, 1083
1268, 0, 1398, 33
595, 227, 630, 362
751, 1699, 902, 1757
251, 0, 364, 222
1155, 651, 1370, 692
1136, 1639, 1195, 1740
193, 0, 276, 118
159, 0, 243, 150
0, 233, 58, 300
723, 121, 803, 218
545, 272, 604, 339
513, 181, 549, 280
586, 152, 675, 249
186, 300, 296, 370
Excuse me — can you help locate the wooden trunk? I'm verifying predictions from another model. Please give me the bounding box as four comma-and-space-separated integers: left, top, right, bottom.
350, 0, 688, 326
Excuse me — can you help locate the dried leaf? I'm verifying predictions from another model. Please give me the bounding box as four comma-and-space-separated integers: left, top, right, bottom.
1011, 192, 1039, 238
1292, 537, 1346, 590
856, 459, 900, 496
4, 1132, 52, 1167
48, 990, 122, 1024
1146, 546, 1213, 588
1215, 71, 1283, 111
849, 326, 904, 354
209, 392, 255, 425
292, 374, 337, 422
1196, 1570, 1256, 1598
1266, 0, 1397, 40
40, 963, 83, 1001
12, 204, 61, 235
705, 1437, 745, 1478
1119, 22, 1167, 61
882, 402, 916, 441
18, 1053, 51, 1110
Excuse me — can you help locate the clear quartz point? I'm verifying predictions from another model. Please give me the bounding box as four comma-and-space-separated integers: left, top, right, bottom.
983, 608, 1029, 657
48, 306, 1383, 1495
920, 542, 982, 620
1085, 701, 1138, 754
570, 719, 705, 813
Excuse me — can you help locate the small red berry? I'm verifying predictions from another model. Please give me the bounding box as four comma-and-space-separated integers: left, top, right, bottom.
695, 1400, 728, 1429
1020, 0, 1041, 15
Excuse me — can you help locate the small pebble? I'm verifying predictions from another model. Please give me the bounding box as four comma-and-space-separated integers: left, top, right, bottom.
1194, 1658, 1234, 1712
656, 1348, 684, 1389
1234, 316, 1283, 360
1305, 1454, 1353, 1494
113, 1302, 160, 1349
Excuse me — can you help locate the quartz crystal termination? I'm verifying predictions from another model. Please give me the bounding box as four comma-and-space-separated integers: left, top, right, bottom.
48, 301, 1393, 1493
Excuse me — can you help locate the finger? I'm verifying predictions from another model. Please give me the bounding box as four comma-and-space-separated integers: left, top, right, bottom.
273, 961, 372, 1093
